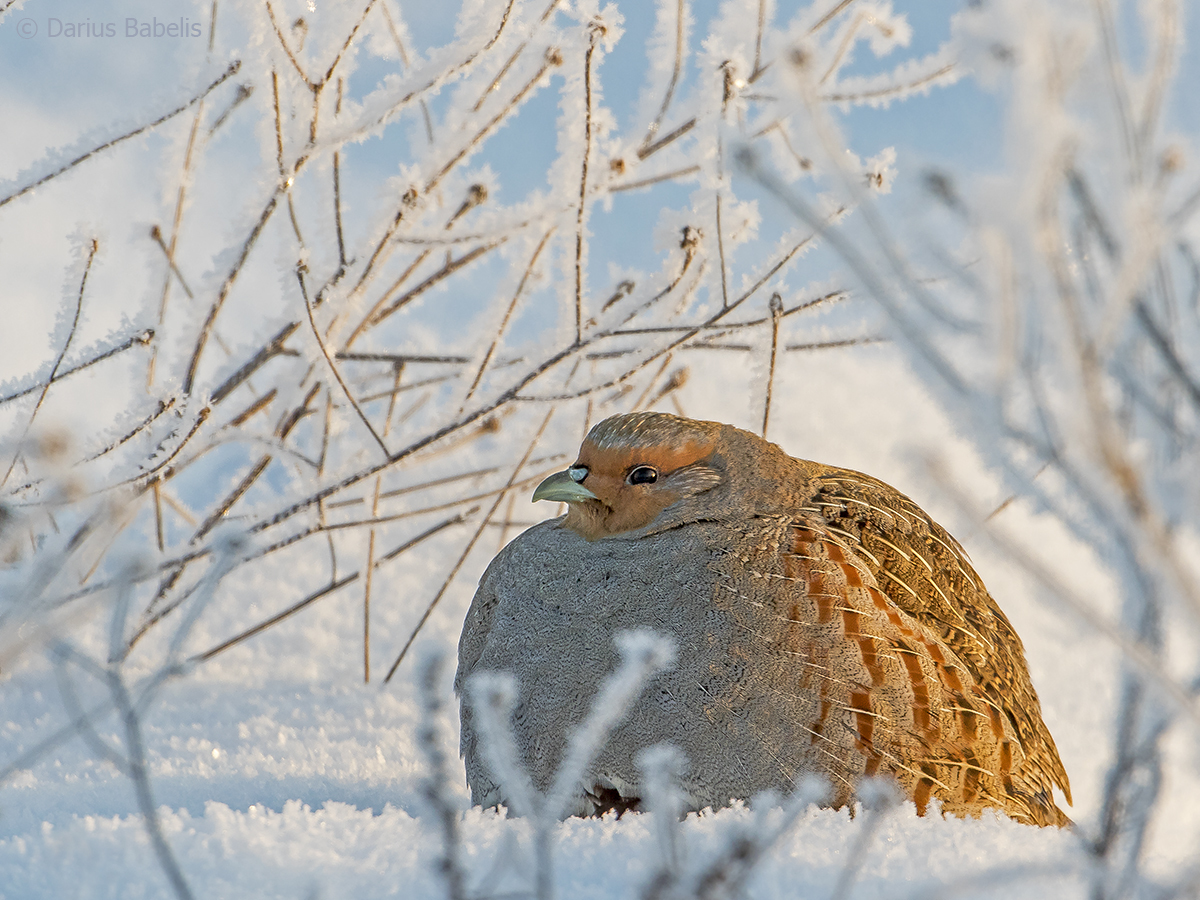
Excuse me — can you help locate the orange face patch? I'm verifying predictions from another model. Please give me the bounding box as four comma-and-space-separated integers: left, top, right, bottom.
562, 436, 717, 538
575, 436, 715, 480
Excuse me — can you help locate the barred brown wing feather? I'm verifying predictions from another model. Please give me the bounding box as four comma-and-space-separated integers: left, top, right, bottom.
799, 468, 1071, 821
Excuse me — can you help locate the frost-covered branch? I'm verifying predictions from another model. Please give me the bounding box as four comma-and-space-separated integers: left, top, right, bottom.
746, 1, 1200, 896
0, 0, 981, 894
469, 630, 675, 900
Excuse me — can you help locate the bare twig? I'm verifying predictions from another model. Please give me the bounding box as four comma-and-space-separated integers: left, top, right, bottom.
808, 0, 858, 36
609, 165, 700, 193
471, 0, 561, 112
829, 782, 898, 900
0, 328, 154, 407
0, 63, 240, 210
426, 47, 563, 196
821, 63, 956, 106
575, 27, 601, 344
2, 239, 96, 490
641, 0, 688, 148
297, 264, 390, 457
109, 669, 196, 900
183, 188, 286, 394
368, 242, 504, 329
751, 0, 766, 79
383, 409, 556, 682
462, 229, 556, 410
209, 322, 302, 405
416, 653, 469, 900
716, 193, 729, 307
761, 292, 782, 437
194, 572, 361, 663
364, 477, 381, 682
636, 117, 696, 161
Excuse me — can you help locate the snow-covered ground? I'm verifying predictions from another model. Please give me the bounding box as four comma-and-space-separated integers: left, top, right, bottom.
3, 0, 1200, 896
5, 346, 1187, 899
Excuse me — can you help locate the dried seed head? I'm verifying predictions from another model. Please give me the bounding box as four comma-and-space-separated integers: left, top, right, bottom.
788, 46, 811, 70
1160, 145, 1184, 175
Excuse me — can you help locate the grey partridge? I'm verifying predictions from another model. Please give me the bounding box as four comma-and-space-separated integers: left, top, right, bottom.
455, 412, 1071, 826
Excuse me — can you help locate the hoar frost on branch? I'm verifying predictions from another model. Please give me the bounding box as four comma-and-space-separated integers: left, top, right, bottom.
10, 0, 1177, 896
742, 0, 1200, 897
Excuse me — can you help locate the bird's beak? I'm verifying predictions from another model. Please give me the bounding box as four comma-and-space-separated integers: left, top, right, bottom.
532, 470, 599, 503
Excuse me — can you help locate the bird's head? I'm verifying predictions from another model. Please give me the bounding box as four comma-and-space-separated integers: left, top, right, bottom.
533, 412, 725, 540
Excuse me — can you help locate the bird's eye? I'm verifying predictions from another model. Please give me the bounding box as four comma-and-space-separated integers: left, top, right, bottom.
568, 465, 589, 483
626, 465, 658, 485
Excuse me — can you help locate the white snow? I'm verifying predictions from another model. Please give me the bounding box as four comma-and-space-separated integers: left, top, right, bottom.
3, 0, 1200, 896
0, 347, 1173, 898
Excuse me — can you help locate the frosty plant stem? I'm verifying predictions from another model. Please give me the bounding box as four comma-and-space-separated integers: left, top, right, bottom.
0, 237, 94, 492
740, 0, 1200, 895
0, 0, 1044, 892
469, 631, 675, 900
688, 775, 830, 900
417, 653, 469, 900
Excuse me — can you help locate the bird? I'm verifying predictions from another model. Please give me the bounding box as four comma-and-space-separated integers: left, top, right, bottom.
455, 411, 1071, 826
